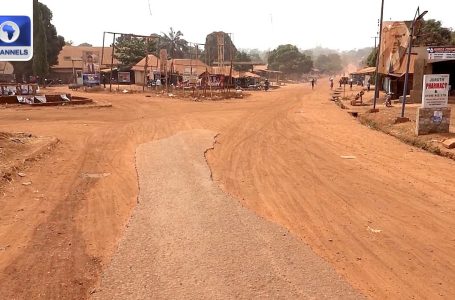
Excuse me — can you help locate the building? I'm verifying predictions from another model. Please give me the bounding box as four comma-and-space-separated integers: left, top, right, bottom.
131, 54, 160, 85
49, 46, 118, 83
411, 46, 455, 103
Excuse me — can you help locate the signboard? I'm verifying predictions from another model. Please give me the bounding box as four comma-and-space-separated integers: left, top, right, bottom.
118, 72, 131, 83
378, 21, 411, 75
0, 0, 33, 61
427, 47, 455, 60
82, 50, 100, 86
82, 73, 100, 86
422, 74, 450, 108
183, 67, 197, 84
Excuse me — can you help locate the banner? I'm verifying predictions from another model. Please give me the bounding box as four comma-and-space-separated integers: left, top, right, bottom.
378, 21, 411, 75
422, 74, 450, 108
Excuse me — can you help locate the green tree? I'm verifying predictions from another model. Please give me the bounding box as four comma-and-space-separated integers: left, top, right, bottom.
365, 48, 378, 67
32, 2, 48, 79
160, 27, 188, 59
202, 32, 237, 65
268, 44, 313, 75
315, 53, 343, 74
78, 42, 93, 47
415, 19, 454, 46
114, 35, 158, 67
234, 51, 251, 71
12, 0, 64, 82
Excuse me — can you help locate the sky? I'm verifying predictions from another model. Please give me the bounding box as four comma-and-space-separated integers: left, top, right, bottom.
39, 0, 455, 51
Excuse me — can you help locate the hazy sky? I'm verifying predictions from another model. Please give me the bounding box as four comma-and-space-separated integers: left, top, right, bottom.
40, 0, 455, 51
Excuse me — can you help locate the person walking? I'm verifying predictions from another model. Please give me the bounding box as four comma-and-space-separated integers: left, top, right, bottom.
330, 77, 334, 90
311, 78, 315, 90
349, 78, 353, 90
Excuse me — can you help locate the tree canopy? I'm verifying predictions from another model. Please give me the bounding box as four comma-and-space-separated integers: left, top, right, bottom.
364, 47, 378, 68
234, 51, 252, 71
12, 0, 65, 81
268, 44, 313, 75
315, 53, 343, 74
114, 35, 158, 67
415, 19, 455, 46
160, 27, 188, 59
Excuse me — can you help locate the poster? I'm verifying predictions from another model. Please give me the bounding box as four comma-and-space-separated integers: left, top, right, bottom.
118, 72, 131, 83
378, 21, 411, 75
422, 74, 450, 108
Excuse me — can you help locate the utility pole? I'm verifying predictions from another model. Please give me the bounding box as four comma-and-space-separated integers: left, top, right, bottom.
372, 0, 385, 112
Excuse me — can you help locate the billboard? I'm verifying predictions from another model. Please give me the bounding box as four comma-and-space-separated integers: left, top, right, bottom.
82, 50, 100, 86
118, 72, 131, 83
422, 74, 450, 108
378, 21, 411, 75
82, 50, 100, 74
83, 73, 100, 86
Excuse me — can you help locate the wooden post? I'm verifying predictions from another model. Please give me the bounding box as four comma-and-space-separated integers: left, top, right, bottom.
101, 32, 106, 70
143, 37, 149, 93
109, 33, 116, 92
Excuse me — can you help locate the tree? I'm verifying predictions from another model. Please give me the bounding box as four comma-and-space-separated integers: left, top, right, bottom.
114, 35, 158, 67
364, 48, 378, 67
12, 0, 65, 82
160, 27, 188, 59
268, 44, 313, 75
415, 19, 454, 46
315, 53, 343, 74
234, 51, 251, 71
202, 32, 237, 65
78, 42, 93, 47
65, 40, 74, 46
32, 1, 48, 79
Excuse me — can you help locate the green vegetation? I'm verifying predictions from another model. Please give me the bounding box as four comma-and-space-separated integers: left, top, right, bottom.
268, 44, 313, 75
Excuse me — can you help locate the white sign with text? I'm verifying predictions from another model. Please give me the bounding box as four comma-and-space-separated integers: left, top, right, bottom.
422, 74, 450, 109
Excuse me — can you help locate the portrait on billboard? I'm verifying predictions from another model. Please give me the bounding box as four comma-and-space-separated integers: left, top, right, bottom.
82, 51, 100, 74
379, 21, 411, 75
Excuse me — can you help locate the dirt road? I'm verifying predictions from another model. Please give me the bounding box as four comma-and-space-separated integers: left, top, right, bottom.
0, 83, 454, 298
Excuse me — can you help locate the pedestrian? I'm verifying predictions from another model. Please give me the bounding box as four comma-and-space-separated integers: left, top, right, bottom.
339, 79, 342, 88
349, 78, 353, 90
330, 77, 334, 90
102, 74, 106, 88
367, 81, 371, 92
311, 78, 315, 90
